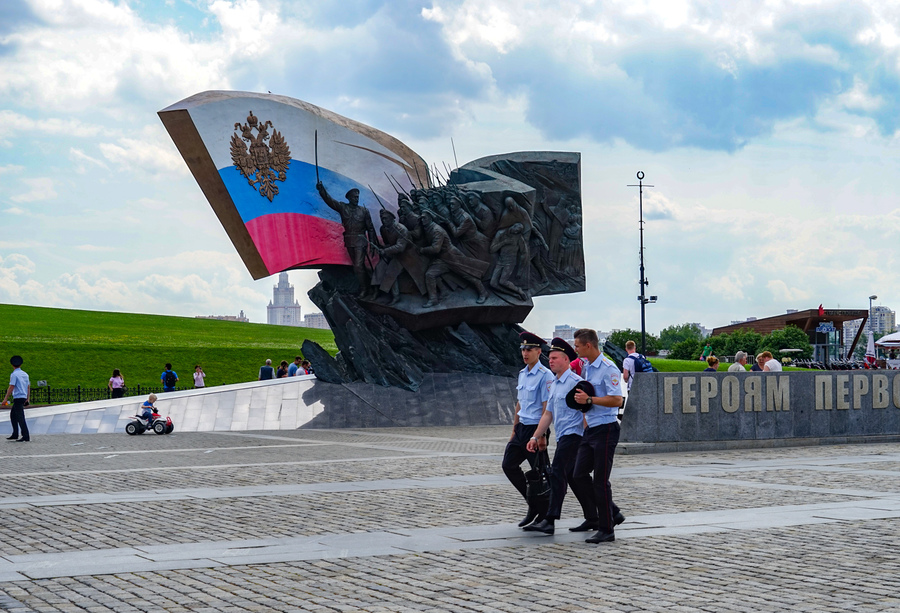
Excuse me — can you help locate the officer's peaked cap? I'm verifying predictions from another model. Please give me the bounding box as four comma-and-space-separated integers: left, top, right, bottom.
346, 188, 360, 199
566, 381, 596, 411
519, 331, 543, 349
549, 337, 578, 361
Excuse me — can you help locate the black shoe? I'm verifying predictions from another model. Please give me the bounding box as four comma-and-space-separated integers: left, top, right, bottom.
614, 512, 626, 526
518, 508, 540, 528
569, 519, 599, 532
585, 530, 615, 544
15, 438, 30, 442
6, 435, 17, 440
523, 519, 554, 535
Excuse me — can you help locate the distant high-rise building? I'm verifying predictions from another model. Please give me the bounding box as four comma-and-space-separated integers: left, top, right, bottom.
871, 305, 896, 335
267, 272, 303, 326
553, 325, 577, 342
303, 312, 330, 330
196, 310, 249, 323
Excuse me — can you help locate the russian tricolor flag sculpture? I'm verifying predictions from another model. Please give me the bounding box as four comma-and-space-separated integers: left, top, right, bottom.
159, 91, 428, 279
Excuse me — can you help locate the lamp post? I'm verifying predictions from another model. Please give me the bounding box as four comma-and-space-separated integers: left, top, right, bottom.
628, 171, 657, 355
869, 294, 878, 335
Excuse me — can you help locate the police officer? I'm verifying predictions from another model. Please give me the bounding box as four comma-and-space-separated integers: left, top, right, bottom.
570, 328, 626, 543
502, 331, 553, 528
523, 338, 596, 535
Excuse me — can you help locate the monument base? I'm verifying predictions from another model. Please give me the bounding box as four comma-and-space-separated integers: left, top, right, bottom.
307, 267, 525, 392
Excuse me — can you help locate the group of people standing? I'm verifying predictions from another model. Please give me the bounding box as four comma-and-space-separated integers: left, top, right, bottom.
106, 364, 208, 397
702, 351, 783, 372
503, 329, 626, 544
258, 357, 312, 380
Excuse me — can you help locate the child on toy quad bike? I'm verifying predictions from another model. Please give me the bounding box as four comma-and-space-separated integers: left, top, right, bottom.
125, 394, 174, 435
141, 394, 157, 423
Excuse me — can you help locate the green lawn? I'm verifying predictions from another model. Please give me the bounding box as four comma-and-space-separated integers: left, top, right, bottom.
650, 358, 810, 372
0, 303, 336, 389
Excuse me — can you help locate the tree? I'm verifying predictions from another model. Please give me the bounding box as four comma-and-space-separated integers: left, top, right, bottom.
758, 325, 813, 360
853, 332, 885, 361
606, 328, 660, 355
659, 323, 704, 350
668, 338, 702, 361
722, 329, 763, 358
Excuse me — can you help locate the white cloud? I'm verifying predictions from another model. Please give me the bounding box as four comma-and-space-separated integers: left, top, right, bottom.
0, 0, 229, 114
208, 0, 280, 57
0, 110, 105, 144
705, 272, 752, 300
99, 135, 187, 175
74, 244, 115, 252
0, 249, 270, 318
9, 178, 58, 203
69, 148, 110, 173
767, 279, 812, 302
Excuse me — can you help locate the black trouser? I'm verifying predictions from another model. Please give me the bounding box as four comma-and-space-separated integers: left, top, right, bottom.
111, 388, 125, 399
502, 422, 539, 499
10, 398, 29, 440
572, 422, 621, 532
546, 433, 596, 521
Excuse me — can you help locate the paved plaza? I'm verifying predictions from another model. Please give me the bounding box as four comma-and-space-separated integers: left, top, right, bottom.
0, 427, 898, 612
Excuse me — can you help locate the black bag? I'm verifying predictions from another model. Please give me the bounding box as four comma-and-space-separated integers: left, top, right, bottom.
164, 371, 177, 388
524, 450, 551, 505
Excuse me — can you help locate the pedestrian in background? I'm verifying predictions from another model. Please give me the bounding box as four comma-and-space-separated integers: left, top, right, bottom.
258, 359, 274, 381
161, 363, 178, 392
704, 356, 719, 372
108, 368, 125, 398
2, 355, 31, 442
193, 365, 206, 388
276, 360, 289, 378
761, 351, 783, 372
288, 356, 302, 377
728, 352, 748, 372
751, 354, 765, 371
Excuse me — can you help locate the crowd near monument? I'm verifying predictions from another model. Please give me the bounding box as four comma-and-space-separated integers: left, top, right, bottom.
159, 91, 584, 391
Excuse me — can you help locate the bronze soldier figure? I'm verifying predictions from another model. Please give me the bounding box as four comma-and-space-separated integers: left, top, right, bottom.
316, 181, 378, 298
372, 209, 428, 303
418, 211, 489, 308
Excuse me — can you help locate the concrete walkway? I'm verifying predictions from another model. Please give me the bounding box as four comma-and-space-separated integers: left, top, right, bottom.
0, 427, 899, 611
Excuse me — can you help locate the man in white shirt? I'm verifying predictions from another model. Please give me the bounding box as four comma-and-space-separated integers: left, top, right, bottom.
1, 355, 31, 442
728, 351, 749, 372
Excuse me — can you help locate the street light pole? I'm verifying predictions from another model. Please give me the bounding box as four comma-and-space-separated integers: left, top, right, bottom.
869, 294, 878, 335
628, 172, 656, 355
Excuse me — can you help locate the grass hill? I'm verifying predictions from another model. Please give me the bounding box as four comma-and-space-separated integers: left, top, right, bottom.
0, 304, 336, 389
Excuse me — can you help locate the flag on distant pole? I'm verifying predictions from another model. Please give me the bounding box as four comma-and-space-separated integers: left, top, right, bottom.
818, 304, 824, 317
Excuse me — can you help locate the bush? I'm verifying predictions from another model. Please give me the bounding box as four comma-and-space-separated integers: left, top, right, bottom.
668, 338, 702, 361
758, 325, 813, 360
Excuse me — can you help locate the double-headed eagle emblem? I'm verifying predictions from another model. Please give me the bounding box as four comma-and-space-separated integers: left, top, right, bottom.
230, 111, 291, 202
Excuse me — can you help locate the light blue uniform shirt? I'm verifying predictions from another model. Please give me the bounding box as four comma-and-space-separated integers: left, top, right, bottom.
547, 368, 585, 440
9, 369, 29, 399
581, 354, 622, 427
516, 363, 553, 425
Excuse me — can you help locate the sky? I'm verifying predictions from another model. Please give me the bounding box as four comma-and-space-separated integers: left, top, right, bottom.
3, 0, 900, 339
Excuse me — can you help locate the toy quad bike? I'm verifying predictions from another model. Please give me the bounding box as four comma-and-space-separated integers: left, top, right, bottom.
125, 411, 174, 435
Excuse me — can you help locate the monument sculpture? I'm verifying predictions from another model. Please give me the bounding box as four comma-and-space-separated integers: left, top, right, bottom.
159, 91, 585, 391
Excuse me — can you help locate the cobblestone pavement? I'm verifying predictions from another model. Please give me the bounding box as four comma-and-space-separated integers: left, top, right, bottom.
0, 427, 898, 611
